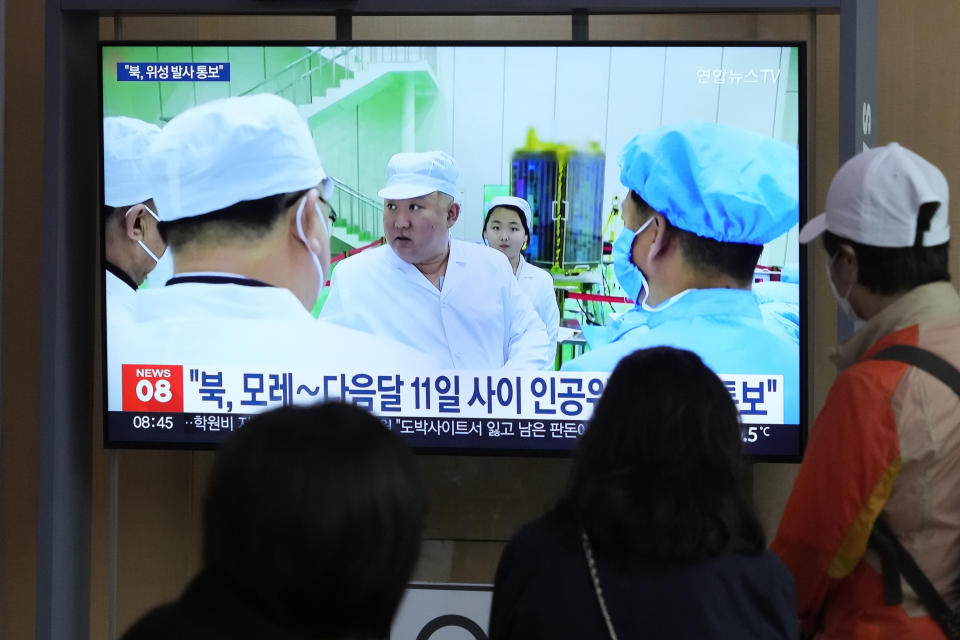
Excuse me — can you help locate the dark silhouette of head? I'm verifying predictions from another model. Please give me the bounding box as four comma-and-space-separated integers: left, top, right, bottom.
562, 346, 764, 561
203, 402, 427, 638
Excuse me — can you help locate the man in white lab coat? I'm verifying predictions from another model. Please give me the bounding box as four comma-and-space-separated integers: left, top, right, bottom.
102, 116, 166, 324
107, 95, 437, 410
320, 151, 551, 370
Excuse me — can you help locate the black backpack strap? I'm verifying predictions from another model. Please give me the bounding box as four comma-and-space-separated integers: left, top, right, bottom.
867, 516, 904, 606
869, 517, 960, 635
869, 517, 952, 615
870, 344, 960, 396
868, 344, 960, 636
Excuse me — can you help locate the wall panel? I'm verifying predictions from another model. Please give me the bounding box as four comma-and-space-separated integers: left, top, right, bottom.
877, 0, 960, 281
1, 0, 44, 637
353, 14, 571, 41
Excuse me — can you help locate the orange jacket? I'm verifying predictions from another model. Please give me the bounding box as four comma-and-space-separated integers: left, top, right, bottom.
772, 282, 960, 640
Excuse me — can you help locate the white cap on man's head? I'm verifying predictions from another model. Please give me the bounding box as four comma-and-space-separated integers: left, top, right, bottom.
486, 195, 532, 230
799, 142, 949, 247
103, 116, 161, 207
149, 93, 332, 222
378, 151, 459, 200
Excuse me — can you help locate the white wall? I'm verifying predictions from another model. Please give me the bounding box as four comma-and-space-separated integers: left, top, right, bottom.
450, 47, 506, 241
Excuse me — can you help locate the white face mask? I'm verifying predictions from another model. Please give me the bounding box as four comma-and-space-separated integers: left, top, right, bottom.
613, 215, 655, 306
125, 204, 164, 264
641, 288, 692, 313
148, 246, 175, 288
294, 194, 330, 307
826, 253, 864, 325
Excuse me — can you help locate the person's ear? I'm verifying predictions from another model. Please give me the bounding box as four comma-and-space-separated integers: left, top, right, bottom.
124, 204, 147, 241
835, 243, 859, 288
645, 213, 668, 260
446, 200, 460, 228
290, 189, 328, 256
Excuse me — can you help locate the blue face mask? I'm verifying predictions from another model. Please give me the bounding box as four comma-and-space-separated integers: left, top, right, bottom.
612, 215, 654, 306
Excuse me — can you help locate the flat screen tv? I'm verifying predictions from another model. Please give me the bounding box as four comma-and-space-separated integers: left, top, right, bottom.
101, 41, 806, 458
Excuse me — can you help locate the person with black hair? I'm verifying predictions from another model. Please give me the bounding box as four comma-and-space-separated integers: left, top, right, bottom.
772, 143, 960, 639
482, 195, 560, 362
562, 121, 801, 425
489, 346, 798, 639
105, 94, 437, 411
320, 151, 550, 370
121, 401, 427, 639
102, 116, 165, 324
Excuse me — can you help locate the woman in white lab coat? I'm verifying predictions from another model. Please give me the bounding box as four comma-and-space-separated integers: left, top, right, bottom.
483, 196, 560, 366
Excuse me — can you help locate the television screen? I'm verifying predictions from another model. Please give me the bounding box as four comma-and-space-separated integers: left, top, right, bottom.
101, 42, 805, 457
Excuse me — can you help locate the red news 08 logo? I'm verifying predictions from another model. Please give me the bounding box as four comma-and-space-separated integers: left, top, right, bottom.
122, 365, 184, 412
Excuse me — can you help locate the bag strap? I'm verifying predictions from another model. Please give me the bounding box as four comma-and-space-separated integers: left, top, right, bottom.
868, 344, 960, 634
580, 529, 619, 640
867, 515, 905, 606
870, 344, 960, 396
869, 517, 954, 617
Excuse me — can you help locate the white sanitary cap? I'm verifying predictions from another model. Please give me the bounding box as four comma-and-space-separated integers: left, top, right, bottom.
378, 151, 459, 200
485, 195, 532, 231
148, 93, 333, 222
799, 142, 950, 247
103, 116, 161, 207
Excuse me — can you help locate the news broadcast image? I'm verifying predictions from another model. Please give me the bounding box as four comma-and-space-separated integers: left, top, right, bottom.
101, 44, 802, 455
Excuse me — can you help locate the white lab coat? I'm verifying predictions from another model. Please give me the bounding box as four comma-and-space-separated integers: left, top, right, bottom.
515, 256, 559, 362
105, 268, 137, 327
320, 238, 551, 370
106, 280, 439, 410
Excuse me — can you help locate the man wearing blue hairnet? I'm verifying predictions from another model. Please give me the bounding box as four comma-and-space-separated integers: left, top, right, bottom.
563, 121, 800, 425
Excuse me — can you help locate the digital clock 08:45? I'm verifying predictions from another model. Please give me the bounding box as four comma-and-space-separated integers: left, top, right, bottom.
132, 415, 174, 430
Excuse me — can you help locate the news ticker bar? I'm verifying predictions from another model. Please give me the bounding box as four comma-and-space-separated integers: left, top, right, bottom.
107, 411, 800, 456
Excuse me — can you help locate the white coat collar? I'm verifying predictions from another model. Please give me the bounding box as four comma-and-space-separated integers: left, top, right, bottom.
134, 281, 310, 322
105, 268, 138, 316
384, 234, 464, 297
515, 255, 532, 279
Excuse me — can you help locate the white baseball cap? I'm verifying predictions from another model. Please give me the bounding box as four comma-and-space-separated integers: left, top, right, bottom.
799, 142, 949, 247
149, 93, 333, 222
103, 116, 161, 207
378, 151, 459, 200
485, 195, 532, 230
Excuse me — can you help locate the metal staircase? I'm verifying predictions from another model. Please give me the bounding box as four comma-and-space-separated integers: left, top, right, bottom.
329, 177, 383, 248
241, 46, 438, 248
297, 47, 438, 120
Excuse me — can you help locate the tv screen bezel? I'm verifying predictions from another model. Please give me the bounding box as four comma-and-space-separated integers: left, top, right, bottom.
98, 38, 808, 462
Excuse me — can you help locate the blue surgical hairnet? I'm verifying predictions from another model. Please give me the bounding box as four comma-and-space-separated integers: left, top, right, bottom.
619, 121, 799, 245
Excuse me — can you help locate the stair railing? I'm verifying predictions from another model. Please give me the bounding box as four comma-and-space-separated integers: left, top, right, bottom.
330, 177, 383, 243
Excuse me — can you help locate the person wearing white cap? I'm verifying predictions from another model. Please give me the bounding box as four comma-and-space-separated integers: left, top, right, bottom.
482, 195, 560, 362
106, 94, 437, 411
771, 143, 960, 640
320, 151, 551, 370
102, 116, 165, 323
562, 122, 801, 425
